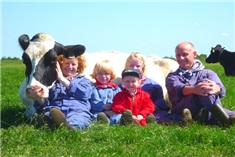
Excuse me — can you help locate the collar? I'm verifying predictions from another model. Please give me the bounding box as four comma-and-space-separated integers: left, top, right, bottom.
178, 59, 205, 79
95, 79, 118, 89
66, 73, 79, 81
123, 87, 141, 96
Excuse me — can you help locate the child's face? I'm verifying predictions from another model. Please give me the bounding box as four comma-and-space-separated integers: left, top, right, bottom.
122, 76, 140, 93
96, 71, 111, 85
128, 57, 143, 73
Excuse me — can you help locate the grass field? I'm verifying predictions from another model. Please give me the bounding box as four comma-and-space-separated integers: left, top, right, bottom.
1, 59, 235, 157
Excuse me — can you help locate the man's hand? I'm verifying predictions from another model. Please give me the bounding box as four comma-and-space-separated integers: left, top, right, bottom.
195, 79, 220, 96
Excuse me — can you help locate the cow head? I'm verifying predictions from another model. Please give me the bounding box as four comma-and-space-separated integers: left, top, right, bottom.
19, 33, 85, 99
205, 44, 224, 63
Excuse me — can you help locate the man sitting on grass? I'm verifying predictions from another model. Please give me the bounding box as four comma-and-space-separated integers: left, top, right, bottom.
166, 41, 235, 127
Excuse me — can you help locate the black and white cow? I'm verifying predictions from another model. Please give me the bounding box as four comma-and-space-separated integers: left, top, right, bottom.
18, 33, 85, 118
205, 44, 235, 76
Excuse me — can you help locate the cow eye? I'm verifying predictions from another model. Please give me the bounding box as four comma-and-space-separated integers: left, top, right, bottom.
22, 53, 32, 80
22, 53, 31, 66
212, 49, 215, 53
51, 59, 57, 65
43, 50, 58, 66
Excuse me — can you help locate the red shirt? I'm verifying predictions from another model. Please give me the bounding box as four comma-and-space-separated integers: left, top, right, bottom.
112, 87, 154, 125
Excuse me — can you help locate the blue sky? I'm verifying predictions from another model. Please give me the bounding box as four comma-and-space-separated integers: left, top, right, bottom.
1, 1, 234, 59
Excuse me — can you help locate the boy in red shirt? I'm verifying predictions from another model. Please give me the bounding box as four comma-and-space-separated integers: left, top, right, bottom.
112, 68, 155, 126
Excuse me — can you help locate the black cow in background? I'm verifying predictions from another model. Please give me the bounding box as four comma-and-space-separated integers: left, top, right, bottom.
18, 33, 85, 118
205, 44, 235, 76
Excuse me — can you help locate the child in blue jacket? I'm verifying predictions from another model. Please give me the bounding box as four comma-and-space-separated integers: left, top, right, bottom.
90, 60, 121, 124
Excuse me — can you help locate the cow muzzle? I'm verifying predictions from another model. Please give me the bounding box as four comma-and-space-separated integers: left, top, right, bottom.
26, 85, 49, 99
25, 77, 50, 99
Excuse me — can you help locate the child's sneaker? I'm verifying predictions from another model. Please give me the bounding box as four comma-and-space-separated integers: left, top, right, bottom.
120, 110, 134, 126
146, 114, 156, 124
97, 112, 109, 124
50, 108, 73, 130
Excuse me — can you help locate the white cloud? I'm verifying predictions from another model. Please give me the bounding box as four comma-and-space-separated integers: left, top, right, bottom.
222, 32, 231, 37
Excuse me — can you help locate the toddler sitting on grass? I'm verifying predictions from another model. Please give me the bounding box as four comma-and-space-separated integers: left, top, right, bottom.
112, 68, 155, 126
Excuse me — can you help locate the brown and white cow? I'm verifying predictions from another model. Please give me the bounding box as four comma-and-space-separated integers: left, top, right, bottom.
18, 33, 85, 118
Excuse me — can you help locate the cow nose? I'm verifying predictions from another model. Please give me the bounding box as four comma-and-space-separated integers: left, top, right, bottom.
26, 86, 43, 99
26, 88, 31, 95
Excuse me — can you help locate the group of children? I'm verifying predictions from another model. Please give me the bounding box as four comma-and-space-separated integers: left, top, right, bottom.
34, 52, 191, 130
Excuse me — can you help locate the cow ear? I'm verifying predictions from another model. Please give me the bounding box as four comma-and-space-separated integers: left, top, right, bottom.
216, 44, 221, 47
54, 42, 65, 56
19, 34, 30, 50
54, 43, 86, 57
71, 45, 86, 57
63, 45, 86, 58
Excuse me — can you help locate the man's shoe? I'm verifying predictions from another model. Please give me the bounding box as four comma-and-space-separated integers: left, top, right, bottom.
50, 108, 73, 130
228, 116, 235, 126
146, 114, 156, 124
180, 108, 193, 126
196, 108, 208, 124
120, 110, 134, 126
97, 112, 109, 124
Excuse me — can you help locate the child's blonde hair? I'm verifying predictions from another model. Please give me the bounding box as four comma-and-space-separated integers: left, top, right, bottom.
90, 60, 116, 80
124, 52, 147, 75
57, 54, 87, 74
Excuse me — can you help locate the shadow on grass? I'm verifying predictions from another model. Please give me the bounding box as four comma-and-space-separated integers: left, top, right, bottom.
1, 106, 33, 129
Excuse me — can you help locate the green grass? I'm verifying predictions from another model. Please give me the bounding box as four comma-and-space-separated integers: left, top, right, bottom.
1, 59, 235, 157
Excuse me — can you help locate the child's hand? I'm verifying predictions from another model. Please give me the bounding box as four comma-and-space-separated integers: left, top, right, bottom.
132, 115, 137, 120
102, 104, 112, 110
133, 115, 143, 121
136, 115, 144, 121
104, 111, 115, 117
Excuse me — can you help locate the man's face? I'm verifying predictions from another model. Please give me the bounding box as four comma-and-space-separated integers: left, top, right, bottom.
175, 44, 197, 70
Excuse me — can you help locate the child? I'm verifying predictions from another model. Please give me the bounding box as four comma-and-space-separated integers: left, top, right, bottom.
123, 52, 192, 125
90, 60, 122, 124
112, 68, 156, 126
